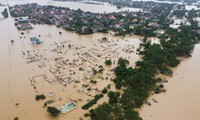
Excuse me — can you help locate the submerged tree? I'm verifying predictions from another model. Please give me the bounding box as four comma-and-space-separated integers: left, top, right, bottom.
105, 59, 112, 65
47, 106, 60, 117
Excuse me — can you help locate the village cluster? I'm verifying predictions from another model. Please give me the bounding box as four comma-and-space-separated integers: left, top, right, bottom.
9, 3, 162, 34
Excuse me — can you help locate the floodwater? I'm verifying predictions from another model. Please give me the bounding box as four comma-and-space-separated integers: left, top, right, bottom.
1, 0, 200, 120
0, 5, 141, 120
0, 0, 141, 13
140, 44, 200, 120
0, 0, 182, 14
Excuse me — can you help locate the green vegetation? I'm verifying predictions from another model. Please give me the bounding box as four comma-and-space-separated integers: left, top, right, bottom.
92, 68, 98, 75
102, 88, 108, 94
92, 66, 104, 75
82, 94, 104, 110
89, 18, 200, 119
89, 103, 142, 120
35, 94, 46, 100
173, 9, 187, 18
105, 59, 112, 65
98, 66, 105, 73
159, 0, 199, 3
9, 3, 174, 37
43, 100, 55, 107
1, 8, 8, 18
9, 2, 200, 120
47, 106, 60, 117
102, 37, 108, 42
90, 80, 97, 84
84, 113, 90, 117
107, 84, 111, 89
79, 67, 84, 71
107, 91, 120, 104
14, 117, 19, 120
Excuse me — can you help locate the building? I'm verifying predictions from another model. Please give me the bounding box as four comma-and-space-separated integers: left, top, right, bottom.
30, 37, 43, 44
18, 23, 33, 30
16, 17, 33, 30
18, 18, 29, 24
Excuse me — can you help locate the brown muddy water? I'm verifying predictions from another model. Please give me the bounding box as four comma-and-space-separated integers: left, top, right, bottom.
1, 1, 200, 120
0, 14, 141, 119
0, 0, 141, 13
140, 44, 200, 120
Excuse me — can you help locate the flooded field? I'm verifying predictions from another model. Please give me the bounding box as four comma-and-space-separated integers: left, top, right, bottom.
0, 14, 141, 119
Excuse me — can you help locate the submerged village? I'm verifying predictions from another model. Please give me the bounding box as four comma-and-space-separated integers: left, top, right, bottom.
1, 0, 200, 120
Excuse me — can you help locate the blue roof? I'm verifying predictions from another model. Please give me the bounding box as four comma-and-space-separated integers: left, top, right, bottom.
18, 18, 29, 24
30, 37, 37, 41
30, 37, 43, 44
18, 19, 28, 22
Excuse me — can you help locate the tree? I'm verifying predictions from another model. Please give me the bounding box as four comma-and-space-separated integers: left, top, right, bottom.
124, 108, 142, 120
117, 58, 129, 67
107, 91, 120, 104
35, 94, 46, 100
102, 88, 108, 94
105, 59, 112, 65
90, 103, 113, 120
14, 117, 19, 120
1, 8, 8, 18
47, 106, 60, 117
82, 94, 104, 110
92, 68, 98, 75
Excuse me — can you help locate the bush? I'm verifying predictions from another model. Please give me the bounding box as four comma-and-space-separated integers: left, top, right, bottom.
107, 84, 111, 89
98, 67, 105, 73
47, 106, 60, 117
105, 59, 112, 65
1, 8, 8, 18
94, 94, 103, 100
92, 68, 98, 75
43, 100, 55, 107
82, 94, 104, 110
102, 88, 108, 94
79, 67, 84, 71
14, 117, 19, 120
108, 91, 120, 104
35, 94, 46, 100
90, 80, 97, 84
84, 113, 90, 117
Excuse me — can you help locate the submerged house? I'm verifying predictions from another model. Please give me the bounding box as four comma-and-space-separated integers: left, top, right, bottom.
30, 37, 43, 44
19, 23, 33, 30
16, 17, 33, 30
18, 18, 29, 24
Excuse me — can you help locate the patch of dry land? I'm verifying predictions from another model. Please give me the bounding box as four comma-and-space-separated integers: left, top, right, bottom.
0, 17, 141, 120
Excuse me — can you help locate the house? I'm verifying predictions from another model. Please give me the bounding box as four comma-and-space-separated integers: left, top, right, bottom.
18, 18, 29, 24
18, 23, 33, 30
129, 24, 141, 29
16, 17, 33, 30
129, 25, 135, 29
148, 22, 160, 28
82, 26, 89, 33
30, 37, 43, 44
